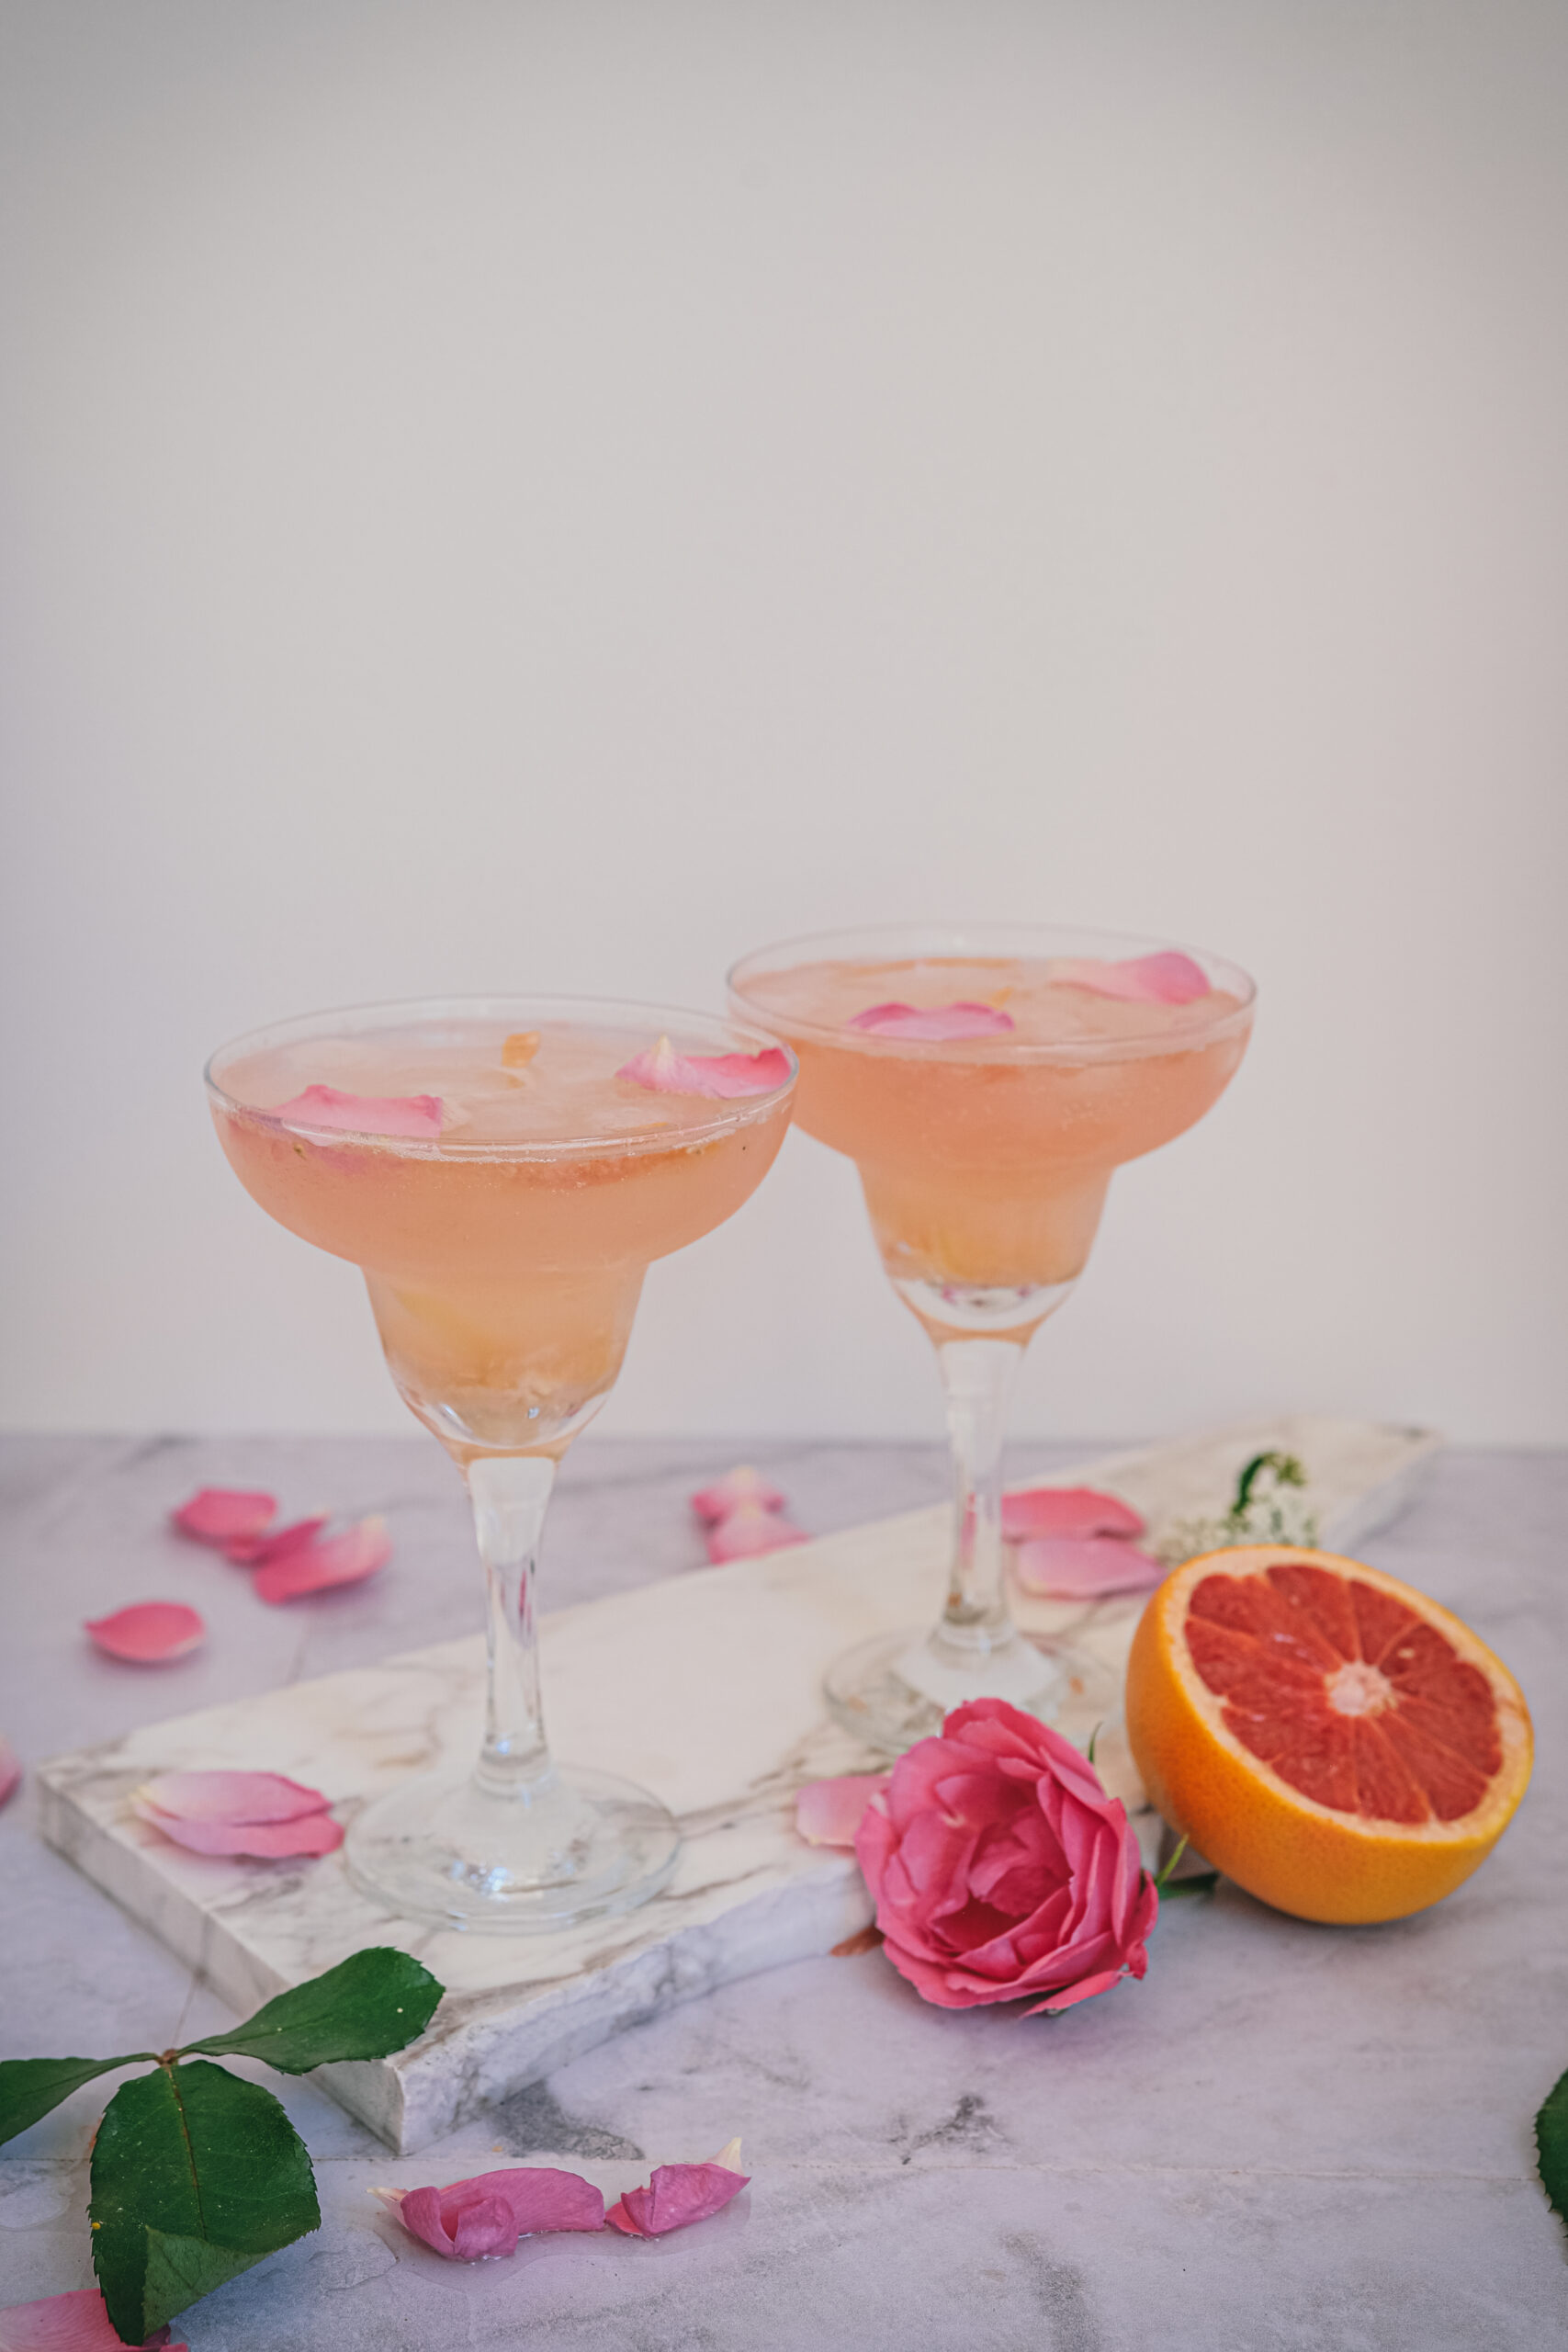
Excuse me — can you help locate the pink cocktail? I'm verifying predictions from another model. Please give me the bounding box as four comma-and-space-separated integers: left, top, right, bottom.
731, 925, 1253, 1751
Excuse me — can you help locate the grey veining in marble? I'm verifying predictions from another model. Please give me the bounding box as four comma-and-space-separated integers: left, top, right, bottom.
4, 1432, 1567, 2348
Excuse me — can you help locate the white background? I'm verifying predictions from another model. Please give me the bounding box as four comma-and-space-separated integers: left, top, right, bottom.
3, 0, 1564, 1445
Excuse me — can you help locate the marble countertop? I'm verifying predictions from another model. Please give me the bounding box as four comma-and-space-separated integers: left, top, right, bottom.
3, 1432, 1565, 2349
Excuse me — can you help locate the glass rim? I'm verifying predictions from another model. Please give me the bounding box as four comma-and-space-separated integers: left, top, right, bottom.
204, 990, 798, 1161
728, 919, 1256, 1063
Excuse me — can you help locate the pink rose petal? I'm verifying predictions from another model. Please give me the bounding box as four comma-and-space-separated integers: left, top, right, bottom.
138, 1770, 333, 1825
1012, 1535, 1167, 1600
847, 1001, 1016, 1040
253, 1517, 391, 1604
131, 1801, 344, 1859
273, 1085, 444, 1138
704, 1503, 809, 1563
689, 1465, 789, 1523
171, 1487, 276, 1544
85, 1602, 205, 1664
0, 1736, 19, 1809
616, 1035, 792, 1099
605, 2152, 750, 2237
0, 2289, 185, 2351
795, 1772, 890, 1849
373, 2166, 605, 2259
1000, 1486, 1145, 1543
223, 1514, 329, 1566
1051, 952, 1210, 1005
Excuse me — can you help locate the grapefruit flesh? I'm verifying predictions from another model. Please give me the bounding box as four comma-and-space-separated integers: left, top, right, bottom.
1125, 1546, 1532, 1924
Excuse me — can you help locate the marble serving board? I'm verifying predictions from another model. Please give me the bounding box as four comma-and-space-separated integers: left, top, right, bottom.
36, 1415, 1437, 2154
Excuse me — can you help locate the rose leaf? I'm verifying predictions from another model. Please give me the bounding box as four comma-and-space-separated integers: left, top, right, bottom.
1537, 2067, 1568, 2235
176, 1946, 441, 2074
0, 2055, 155, 2149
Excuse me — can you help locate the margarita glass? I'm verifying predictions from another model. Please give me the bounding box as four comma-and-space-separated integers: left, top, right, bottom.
207, 996, 795, 1930
729, 923, 1254, 1753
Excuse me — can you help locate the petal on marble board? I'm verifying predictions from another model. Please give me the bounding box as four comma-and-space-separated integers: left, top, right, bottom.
999, 1486, 1145, 1543
689, 1465, 790, 1523
0, 2287, 185, 2349
222, 1514, 330, 1565
705, 1504, 809, 1563
253, 1517, 391, 1604
1011, 1536, 1166, 1600
131, 1802, 344, 1858
83, 1602, 205, 1663
170, 1487, 276, 1544
605, 2153, 750, 2236
0, 1736, 19, 1808
795, 1772, 890, 1848
137, 1770, 333, 1824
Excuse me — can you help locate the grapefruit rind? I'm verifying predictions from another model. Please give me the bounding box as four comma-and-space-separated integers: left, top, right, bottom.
1125, 1545, 1532, 1925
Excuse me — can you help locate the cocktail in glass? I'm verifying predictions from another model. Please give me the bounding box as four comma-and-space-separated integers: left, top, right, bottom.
729, 923, 1253, 1754
206, 996, 795, 1929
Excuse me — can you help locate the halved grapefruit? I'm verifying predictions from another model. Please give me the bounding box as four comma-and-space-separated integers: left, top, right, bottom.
1124, 1545, 1532, 1924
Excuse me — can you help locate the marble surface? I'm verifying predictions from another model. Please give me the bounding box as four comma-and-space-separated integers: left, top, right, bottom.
3, 1431, 1566, 2347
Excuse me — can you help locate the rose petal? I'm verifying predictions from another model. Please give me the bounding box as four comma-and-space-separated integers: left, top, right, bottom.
846, 1001, 1016, 1040
795, 1773, 890, 1848
132, 1801, 344, 1858
85, 1603, 205, 1664
604, 2158, 750, 2237
137, 1770, 333, 1825
273, 1085, 444, 1138
0, 2289, 185, 2351
223, 1514, 330, 1566
171, 1487, 276, 1544
999, 1486, 1145, 1543
1011, 1535, 1167, 1600
373, 2167, 605, 2259
0, 1736, 19, 1809
616, 1036, 792, 1099
254, 1517, 391, 1604
689, 1466, 789, 1523
704, 1504, 809, 1563
1051, 952, 1210, 1005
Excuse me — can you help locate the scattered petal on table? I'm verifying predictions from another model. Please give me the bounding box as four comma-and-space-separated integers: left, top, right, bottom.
373, 2165, 605, 2259
138, 1770, 333, 1824
1000, 1486, 1145, 1544
795, 1773, 890, 1848
84, 1602, 205, 1664
0, 1736, 19, 1808
1012, 1535, 1167, 1600
254, 1517, 391, 1604
1050, 951, 1210, 1005
223, 1514, 329, 1566
0, 2287, 185, 2349
705, 1504, 809, 1564
689, 1466, 789, 1523
605, 2149, 750, 2237
846, 1001, 1015, 1040
616, 1036, 792, 1099
131, 1801, 344, 1858
273, 1085, 444, 1138
171, 1487, 276, 1545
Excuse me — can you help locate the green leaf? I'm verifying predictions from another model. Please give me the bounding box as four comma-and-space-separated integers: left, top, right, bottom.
90, 2060, 319, 2341
1537, 2067, 1568, 2235
0, 2053, 153, 2148
177, 1946, 442, 2075
1159, 1871, 1221, 1897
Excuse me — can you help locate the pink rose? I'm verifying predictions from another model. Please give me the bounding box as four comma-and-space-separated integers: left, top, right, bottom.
854, 1697, 1157, 2014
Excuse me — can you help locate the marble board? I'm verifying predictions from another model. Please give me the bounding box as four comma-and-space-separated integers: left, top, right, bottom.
36, 1415, 1437, 2154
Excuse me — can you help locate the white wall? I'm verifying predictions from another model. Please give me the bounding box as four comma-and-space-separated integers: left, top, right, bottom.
3, 0, 1564, 1446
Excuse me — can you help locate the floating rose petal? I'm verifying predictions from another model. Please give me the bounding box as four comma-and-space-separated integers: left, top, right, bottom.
138, 1770, 333, 1825
171, 1488, 276, 1545
0, 1736, 19, 1809
705, 1503, 809, 1564
372, 2166, 605, 2259
847, 1001, 1016, 1041
605, 2144, 750, 2237
617, 1035, 792, 1099
0, 2288, 186, 2351
254, 1517, 391, 1605
85, 1603, 205, 1664
690, 1465, 789, 1523
131, 1802, 344, 1859
795, 1772, 889, 1849
1012, 1534, 1167, 1600
1000, 1486, 1145, 1544
1051, 952, 1210, 1005
222, 1513, 330, 1566
273, 1085, 444, 1138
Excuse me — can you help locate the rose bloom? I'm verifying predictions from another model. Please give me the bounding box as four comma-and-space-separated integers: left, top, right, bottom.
854, 1697, 1157, 2012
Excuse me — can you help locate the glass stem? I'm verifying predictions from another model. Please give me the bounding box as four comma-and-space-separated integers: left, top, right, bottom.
467, 1453, 558, 1800
936, 1336, 1025, 1660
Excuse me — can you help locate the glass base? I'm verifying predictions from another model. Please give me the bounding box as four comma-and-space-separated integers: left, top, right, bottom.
344, 1761, 680, 1933
823, 1626, 1115, 1758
